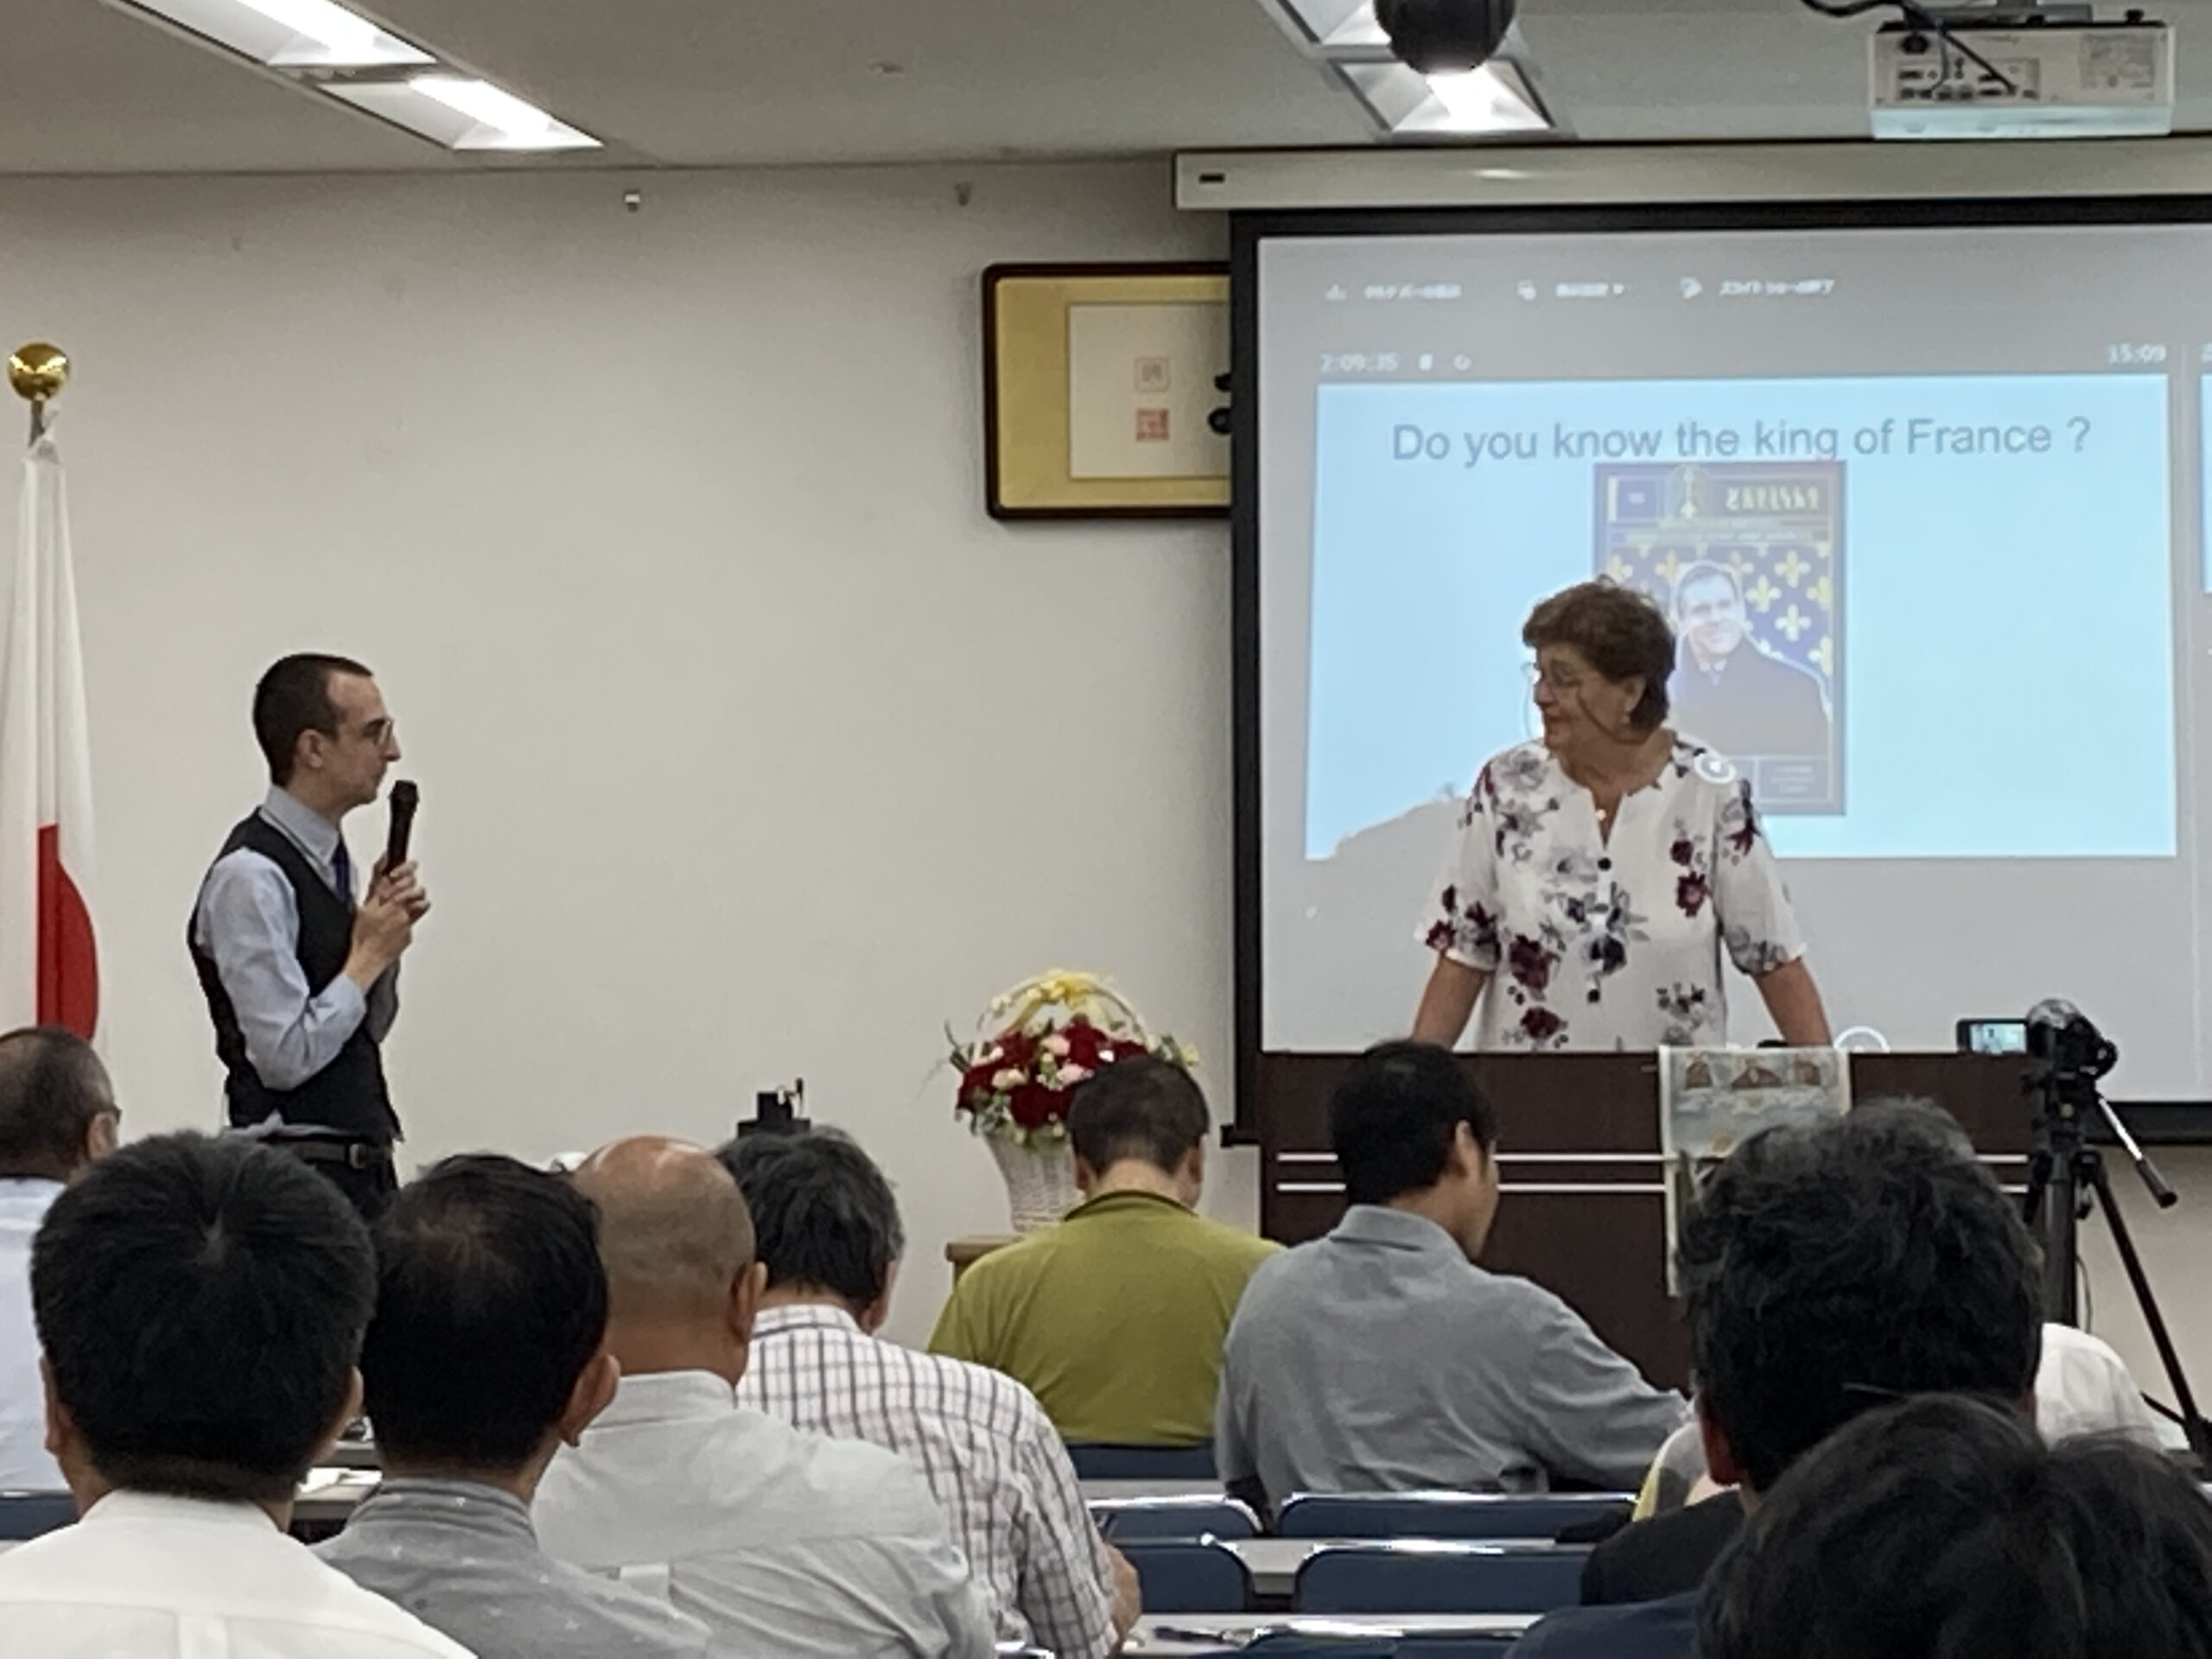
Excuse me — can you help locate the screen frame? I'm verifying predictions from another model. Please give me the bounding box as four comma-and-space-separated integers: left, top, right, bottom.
1229, 193, 2212, 1141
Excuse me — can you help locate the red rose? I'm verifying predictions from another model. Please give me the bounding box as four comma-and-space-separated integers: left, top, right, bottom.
1007, 1082, 1065, 1130
1063, 1019, 1108, 1067
1676, 872, 1711, 918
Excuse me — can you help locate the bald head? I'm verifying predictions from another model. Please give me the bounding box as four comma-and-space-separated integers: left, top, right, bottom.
0, 1027, 115, 1180
572, 1137, 755, 1325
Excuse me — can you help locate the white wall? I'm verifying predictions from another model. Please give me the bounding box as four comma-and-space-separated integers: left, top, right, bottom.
0, 160, 1249, 1347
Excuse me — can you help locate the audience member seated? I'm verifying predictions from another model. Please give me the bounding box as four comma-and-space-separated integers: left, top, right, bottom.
0, 1027, 117, 1491
318, 1154, 710, 1656
1516, 1100, 2044, 1656
725, 1127, 1139, 1656
534, 1135, 995, 1657
1217, 1041, 1687, 1514
930, 1054, 1276, 1447
1699, 1393, 2212, 1659
1612, 1316, 2160, 1548
0, 1132, 468, 1656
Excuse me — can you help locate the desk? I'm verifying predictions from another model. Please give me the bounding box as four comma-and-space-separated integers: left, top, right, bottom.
945, 1236, 1018, 1282
1131, 1612, 1535, 1653
293, 1468, 378, 1533
321, 1440, 381, 1471
1258, 1052, 2036, 1390
1083, 1478, 1225, 1503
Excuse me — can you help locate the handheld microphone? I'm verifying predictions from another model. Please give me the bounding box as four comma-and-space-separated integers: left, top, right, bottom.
385, 780, 420, 871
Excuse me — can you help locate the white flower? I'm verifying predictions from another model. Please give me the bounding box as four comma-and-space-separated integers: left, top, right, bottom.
1055, 1063, 1092, 1088
1041, 1033, 1072, 1058
975, 1045, 1004, 1067
1098, 1048, 1116, 1064
990, 1068, 1027, 1091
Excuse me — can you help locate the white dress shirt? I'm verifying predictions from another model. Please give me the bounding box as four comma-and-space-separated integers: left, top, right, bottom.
0, 1177, 63, 1491
739, 1304, 1118, 1656
0, 1490, 474, 1656
191, 786, 397, 1095
534, 1370, 995, 1659
2037, 1322, 2162, 1446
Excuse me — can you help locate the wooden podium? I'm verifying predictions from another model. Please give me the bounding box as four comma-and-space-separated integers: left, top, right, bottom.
1256, 1052, 2037, 1392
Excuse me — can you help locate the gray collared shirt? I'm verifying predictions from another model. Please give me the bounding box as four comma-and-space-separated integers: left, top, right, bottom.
1217, 1205, 1690, 1508
192, 786, 398, 1097
317, 1477, 709, 1659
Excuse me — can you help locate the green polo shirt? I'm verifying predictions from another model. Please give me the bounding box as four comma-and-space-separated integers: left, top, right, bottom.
928, 1190, 1280, 1446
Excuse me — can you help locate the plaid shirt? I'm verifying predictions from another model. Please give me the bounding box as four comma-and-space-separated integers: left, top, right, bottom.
738, 1304, 1118, 1656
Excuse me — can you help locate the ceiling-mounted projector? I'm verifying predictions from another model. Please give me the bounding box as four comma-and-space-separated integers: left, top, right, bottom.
1861, 3, 2173, 138
1373, 0, 1518, 73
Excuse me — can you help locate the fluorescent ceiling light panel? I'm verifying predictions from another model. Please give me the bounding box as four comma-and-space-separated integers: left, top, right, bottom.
1264, 0, 1390, 53
327, 74, 601, 150
124, 0, 430, 67
1339, 59, 1552, 136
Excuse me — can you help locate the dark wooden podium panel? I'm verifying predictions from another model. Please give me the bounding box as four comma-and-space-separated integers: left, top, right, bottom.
1258, 1052, 2037, 1392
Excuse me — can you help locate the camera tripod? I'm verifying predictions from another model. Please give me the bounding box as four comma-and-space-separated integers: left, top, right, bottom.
2021, 1074, 2212, 1470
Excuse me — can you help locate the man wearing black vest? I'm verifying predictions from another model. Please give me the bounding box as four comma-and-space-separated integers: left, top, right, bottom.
189, 654, 429, 1218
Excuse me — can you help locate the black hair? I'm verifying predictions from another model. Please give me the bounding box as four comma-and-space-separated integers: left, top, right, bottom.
31, 1131, 373, 1503
361, 1154, 608, 1473
1066, 1055, 1209, 1177
1677, 1099, 2042, 1492
1700, 1394, 2212, 1659
721, 1129, 904, 1308
1328, 1039, 1497, 1207
253, 652, 372, 785
0, 1026, 111, 1176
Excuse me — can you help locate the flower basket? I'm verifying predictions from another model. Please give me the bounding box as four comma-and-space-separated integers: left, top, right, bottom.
988, 1135, 1083, 1233
950, 969, 1193, 1234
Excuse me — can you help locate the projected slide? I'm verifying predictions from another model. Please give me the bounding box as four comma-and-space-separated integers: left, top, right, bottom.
1304, 372, 2172, 862
1254, 221, 2208, 1084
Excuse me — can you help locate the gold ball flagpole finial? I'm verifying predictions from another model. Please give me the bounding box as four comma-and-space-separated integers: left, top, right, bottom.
8, 343, 69, 405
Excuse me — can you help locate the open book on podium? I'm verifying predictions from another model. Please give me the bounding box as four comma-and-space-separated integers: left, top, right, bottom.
1255, 1050, 2034, 1391
1658, 1046, 1851, 1294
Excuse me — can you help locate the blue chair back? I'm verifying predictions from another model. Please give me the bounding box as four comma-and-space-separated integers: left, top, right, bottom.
1397, 1638, 1520, 1657
0, 1491, 77, 1541
1093, 1495, 1261, 1541
1066, 1441, 1217, 1479
1276, 1491, 1632, 1541
1118, 1539, 1254, 1612
1294, 1541, 1589, 1616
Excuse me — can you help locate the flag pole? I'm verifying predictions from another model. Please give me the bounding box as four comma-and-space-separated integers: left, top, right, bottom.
7, 343, 69, 443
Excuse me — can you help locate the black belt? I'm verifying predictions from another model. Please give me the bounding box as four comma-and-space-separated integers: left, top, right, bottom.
278, 1138, 392, 1171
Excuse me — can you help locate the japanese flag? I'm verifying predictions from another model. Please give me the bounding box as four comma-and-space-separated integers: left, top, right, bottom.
0, 433, 98, 1039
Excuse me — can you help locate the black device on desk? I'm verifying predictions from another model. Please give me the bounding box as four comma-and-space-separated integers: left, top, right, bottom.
737, 1080, 810, 1140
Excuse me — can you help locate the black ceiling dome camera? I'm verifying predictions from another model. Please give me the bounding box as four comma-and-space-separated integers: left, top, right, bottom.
1372, 0, 1519, 73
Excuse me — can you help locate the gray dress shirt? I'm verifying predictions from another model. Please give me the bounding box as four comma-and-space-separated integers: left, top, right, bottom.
318, 1477, 709, 1659
1217, 1205, 1690, 1507
192, 786, 397, 1099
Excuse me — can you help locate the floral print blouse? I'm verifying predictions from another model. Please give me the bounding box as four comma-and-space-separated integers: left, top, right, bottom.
1424, 740, 1804, 1052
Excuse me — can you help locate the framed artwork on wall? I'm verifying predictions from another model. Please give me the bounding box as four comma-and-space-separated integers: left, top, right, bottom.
983, 263, 1230, 519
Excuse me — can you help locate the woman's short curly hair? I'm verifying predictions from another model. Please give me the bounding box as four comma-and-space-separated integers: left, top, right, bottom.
1522, 581, 1676, 732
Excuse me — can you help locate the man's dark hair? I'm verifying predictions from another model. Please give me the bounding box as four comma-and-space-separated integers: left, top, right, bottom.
1677, 1099, 2042, 1493
1067, 1055, 1209, 1176
1329, 1040, 1497, 1207
32, 1131, 373, 1503
721, 1129, 905, 1309
1673, 560, 1742, 613
361, 1154, 608, 1472
0, 1026, 111, 1177
1700, 1394, 2212, 1659
253, 652, 372, 785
